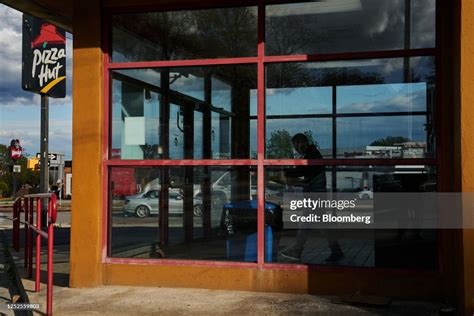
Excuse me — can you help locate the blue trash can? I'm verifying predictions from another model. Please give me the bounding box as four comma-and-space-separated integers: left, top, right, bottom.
221, 200, 282, 262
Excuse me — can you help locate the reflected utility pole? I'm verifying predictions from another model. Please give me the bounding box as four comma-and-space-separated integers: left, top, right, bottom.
40, 94, 49, 226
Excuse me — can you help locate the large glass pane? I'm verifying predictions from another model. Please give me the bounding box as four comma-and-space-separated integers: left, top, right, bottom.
194, 111, 204, 159
169, 103, 184, 159
111, 77, 162, 160
337, 82, 429, 114
111, 65, 257, 160
112, 7, 258, 62
265, 0, 436, 55
212, 77, 232, 113
110, 166, 257, 262
264, 165, 438, 269
337, 116, 427, 159
265, 57, 436, 159
266, 118, 332, 159
212, 112, 231, 159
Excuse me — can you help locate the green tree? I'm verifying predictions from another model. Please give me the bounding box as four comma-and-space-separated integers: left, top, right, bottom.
266, 130, 293, 159
370, 136, 410, 146
0, 181, 8, 197
0, 144, 40, 197
0, 144, 11, 171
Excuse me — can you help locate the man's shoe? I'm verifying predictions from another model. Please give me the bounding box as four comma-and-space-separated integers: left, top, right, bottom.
324, 250, 344, 263
279, 247, 303, 262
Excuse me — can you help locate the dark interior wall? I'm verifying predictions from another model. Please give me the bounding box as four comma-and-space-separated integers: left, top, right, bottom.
435, 0, 465, 313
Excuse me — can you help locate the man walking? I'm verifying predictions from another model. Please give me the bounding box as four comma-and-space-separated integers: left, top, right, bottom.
279, 133, 344, 263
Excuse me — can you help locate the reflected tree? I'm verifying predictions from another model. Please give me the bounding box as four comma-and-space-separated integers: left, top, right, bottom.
370, 136, 410, 146
266, 129, 293, 159
267, 63, 385, 91
266, 13, 313, 56
0, 144, 39, 196
113, 7, 257, 61
193, 8, 257, 58
113, 12, 194, 60
266, 129, 317, 159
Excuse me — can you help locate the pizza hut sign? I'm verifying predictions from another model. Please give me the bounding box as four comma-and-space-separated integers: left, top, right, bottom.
22, 14, 66, 98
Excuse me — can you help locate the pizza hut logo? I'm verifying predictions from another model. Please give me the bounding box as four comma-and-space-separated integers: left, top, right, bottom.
31, 24, 66, 88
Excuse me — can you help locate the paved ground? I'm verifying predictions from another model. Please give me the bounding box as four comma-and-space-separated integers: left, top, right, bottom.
0, 234, 14, 316
22, 284, 443, 316
0, 204, 447, 315
1, 231, 445, 316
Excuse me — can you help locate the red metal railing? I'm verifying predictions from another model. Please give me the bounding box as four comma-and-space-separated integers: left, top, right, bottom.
12, 193, 57, 316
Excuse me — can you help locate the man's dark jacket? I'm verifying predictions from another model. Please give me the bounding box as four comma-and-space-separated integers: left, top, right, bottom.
285, 144, 327, 192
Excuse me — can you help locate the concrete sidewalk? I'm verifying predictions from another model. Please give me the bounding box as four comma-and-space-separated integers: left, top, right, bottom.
0, 234, 14, 316
10, 260, 444, 315
20, 284, 443, 316
0, 229, 29, 316
1, 227, 445, 315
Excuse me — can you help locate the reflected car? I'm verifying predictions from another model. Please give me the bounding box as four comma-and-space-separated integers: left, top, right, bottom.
357, 189, 373, 200
123, 189, 203, 218
191, 190, 227, 217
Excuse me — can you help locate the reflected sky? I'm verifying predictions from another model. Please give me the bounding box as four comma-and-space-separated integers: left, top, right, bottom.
266, 0, 435, 55
337, 83, 427, 113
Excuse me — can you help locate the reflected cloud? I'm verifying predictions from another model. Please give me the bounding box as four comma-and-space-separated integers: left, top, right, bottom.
338, 83, 427, 113
266, 0, 435, 55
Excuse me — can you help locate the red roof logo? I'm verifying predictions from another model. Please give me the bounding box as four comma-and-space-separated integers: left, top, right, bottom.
31, 24, 65, 48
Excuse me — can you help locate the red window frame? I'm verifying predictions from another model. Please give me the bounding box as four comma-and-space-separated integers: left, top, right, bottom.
101, 0, 442, 274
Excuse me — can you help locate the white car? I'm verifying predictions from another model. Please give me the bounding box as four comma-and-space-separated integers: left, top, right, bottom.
357, 189, 373, 200
123, 189, 203, 218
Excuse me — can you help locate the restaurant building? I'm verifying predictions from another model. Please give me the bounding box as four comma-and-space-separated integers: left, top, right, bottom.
3, 0, 474, 314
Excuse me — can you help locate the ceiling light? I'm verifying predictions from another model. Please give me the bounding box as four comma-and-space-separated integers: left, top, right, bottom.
267, 0, 363, 17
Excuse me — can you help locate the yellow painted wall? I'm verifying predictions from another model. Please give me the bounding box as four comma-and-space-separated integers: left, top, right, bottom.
26, 158, 39, 170
461, 0, 474, 314
103, 264, 441, 300
69, 0, 103, 287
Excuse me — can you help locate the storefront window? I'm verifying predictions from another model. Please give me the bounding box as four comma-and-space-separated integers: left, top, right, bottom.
265, 165, 437, 268
110, 166, 258, 261
110, 65, 256, 160
265, 0, 436, 55
112, 6, 258, 62
265, 57, 436, 159
107, 1, 439, 269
